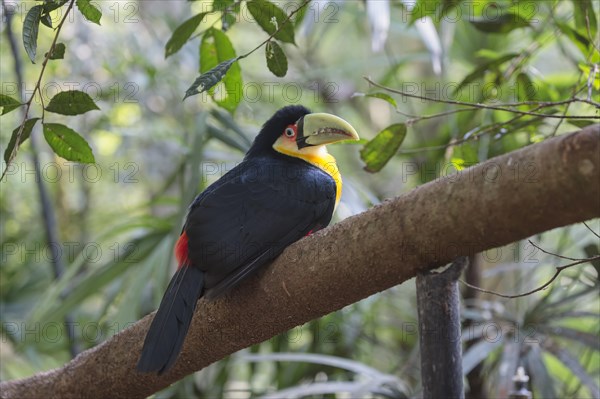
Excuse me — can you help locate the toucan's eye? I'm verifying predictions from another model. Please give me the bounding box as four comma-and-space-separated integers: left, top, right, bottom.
284, 127, 296, 138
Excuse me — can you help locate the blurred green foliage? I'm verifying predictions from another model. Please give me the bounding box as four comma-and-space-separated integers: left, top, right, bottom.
1, 0, 598, 397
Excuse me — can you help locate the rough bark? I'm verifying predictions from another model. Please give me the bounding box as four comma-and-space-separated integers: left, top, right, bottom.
1, 125, 598, 399
417, 257, 467, 399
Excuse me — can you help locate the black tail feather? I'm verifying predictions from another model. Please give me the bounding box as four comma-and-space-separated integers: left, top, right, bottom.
137, 265, 204, 374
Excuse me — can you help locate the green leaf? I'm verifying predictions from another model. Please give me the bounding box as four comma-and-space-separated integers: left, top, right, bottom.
215, 0, 241, 30
3, 118, 40, 163
507, 1, 538, 22
210, 108, 253, 147
35, 233, 165, 325
572, 0, 597, 38
366, 92, 398, 108
456, 53, 519, 91
39, 0, 68, 27
23, 5, 43, 63
212, 0, 234, 11
206, 124, 249, 153
474, 49, 503, 60
541, 326, 600, 350
193, 27, 242, 113
222, 12, 237, 31
567, 119, 598, 128
557, 22, 591, 57
40, 12, 53, 28
76, 0, 102, 25
184, 58, 238, 100
543, 343, 600, 397
294, 1, 308, 27
43, 0, 69, 13
42, 123, 95, 163
469, 13, 530, 34
247, 0, 295, 44
408, 0, 442, 25
515, 73, 536, 101
0, 94, 23, 115
45, 90, 100, 115
463, 339, 503, 375
46, 43, 66, 60
360, 123, 407, 173
165, 13, 207, 58
439, 0, 461, 19
407, 0, 461, 25
265, 41, 288, 77
452, 141, 479, 167
525, 346, 557, 399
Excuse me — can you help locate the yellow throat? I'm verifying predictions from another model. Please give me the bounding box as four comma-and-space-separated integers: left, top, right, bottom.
273, 143, 343, 209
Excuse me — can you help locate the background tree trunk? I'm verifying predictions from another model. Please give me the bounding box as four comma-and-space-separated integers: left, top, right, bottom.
0, 125, 598, 399
417, 257, 467, 399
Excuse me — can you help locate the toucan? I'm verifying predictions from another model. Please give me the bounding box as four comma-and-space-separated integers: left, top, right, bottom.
137, 105, 359, 374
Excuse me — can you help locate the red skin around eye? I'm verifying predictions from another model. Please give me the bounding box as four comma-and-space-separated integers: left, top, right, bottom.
284, 124, 297, 140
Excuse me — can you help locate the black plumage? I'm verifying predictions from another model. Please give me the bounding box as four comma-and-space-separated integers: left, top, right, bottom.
189, 154, 335, 298
137, 265, 204, 374
137, 105, 338, 374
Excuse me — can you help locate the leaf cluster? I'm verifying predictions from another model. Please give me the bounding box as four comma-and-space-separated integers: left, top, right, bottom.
2, 0, 103, 175
166, 0, 305, 108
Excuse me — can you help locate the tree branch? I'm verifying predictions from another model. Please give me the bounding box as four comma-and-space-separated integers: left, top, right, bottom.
1, 125, 598, 399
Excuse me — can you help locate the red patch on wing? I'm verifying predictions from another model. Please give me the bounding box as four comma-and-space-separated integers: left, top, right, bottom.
175, 231, 190, 268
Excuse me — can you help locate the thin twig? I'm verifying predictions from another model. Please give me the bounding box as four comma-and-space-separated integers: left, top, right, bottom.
364, 77, 600, 119
585, 13, 600, 55
582, 221, 600, 239
395, 108, 419, 118
406, 107, 477, 126
459, 255, 600, 299
550, 77, 590, 136
528, 240, 582, 262
397, 106, 544, 154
